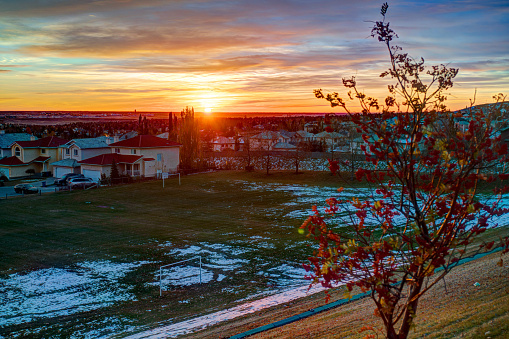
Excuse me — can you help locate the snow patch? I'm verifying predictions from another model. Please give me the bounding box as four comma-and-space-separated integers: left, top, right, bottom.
0, 261, 149, 327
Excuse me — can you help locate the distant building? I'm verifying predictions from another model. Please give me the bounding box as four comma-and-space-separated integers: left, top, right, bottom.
211, 136, 237, 152
250, 131, 287, 150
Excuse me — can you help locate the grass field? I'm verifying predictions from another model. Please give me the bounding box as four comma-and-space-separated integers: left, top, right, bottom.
0, 170, 355, 337
0, 170, 507, 338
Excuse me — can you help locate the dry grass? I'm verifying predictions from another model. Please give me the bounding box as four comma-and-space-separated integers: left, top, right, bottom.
188, 252, 508, 339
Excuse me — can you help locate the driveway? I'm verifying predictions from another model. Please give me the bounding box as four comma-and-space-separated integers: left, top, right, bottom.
0, 177, 60, 198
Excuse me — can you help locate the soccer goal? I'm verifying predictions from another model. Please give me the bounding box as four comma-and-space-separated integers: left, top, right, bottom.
159, 256, 202, 296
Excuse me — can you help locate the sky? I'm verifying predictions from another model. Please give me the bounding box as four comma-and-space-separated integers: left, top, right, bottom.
0, 0, 508, 113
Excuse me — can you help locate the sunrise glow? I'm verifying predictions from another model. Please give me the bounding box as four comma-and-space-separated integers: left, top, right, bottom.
0, 1, 507, 113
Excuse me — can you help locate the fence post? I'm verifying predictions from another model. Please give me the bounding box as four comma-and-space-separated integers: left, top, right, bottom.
160, 266, 163, 297
199, 256, 202, 284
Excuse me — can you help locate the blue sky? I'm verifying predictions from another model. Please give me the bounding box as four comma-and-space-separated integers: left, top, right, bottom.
0, 0, 507, 112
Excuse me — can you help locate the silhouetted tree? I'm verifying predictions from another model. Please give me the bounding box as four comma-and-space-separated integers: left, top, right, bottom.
178, 107, 201, 171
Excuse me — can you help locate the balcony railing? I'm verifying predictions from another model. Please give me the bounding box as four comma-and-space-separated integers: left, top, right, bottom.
126, 170, 141, 176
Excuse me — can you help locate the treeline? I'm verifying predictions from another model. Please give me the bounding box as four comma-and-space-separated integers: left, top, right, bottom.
1, 114, 353, 140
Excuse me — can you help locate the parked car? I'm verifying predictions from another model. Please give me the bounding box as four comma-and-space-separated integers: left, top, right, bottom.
13, 183, 39, 194
55, 173, 84, 186
68, 177, 98, 189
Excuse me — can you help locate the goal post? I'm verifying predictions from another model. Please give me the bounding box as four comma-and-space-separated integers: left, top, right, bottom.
159, 256, 202, 296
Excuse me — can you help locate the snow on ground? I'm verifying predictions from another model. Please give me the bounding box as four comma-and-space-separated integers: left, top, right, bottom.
157, 266, 215, 287
122, 284, 328, 339
121, 181, 509, 338
0, 260, 149, 327
2, 179, 507, 337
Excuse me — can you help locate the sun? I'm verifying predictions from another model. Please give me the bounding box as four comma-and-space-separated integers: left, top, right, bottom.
204, 107, 212, 114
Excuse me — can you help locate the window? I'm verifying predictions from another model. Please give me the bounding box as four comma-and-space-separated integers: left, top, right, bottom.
15, 147, 21, 157
134, 164, 140, 171
65, 149, 70, 155
41, 148, 46, 154
115, 148, 120, 153
157, 153, 162, 161
131, 149, 137, 155
73, 149, 78, 156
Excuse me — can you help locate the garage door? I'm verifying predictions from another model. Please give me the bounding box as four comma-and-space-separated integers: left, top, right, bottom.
54, 167, 72, 178
83, 169, 101, 181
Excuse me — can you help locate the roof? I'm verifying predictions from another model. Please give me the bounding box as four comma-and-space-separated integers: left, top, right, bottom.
0, 156, 25, 166
213, 136, 236, 144
278, 130, 295, 139
251, 131, 281, 140
51, 159, 80, 167
0, 133, 36, 148
119, 131, 138, 140
16, 136, 69, 148
109, 135, 182, 148
32, 156, 51, 163
64, 136, 112, 149
314, 131, 330, 138
79, 153, 143, 166
273, 142, 297, 149
295, 130, 315, 138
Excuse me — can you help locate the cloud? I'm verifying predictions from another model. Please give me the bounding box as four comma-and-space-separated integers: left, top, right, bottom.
1, 0, 508, 111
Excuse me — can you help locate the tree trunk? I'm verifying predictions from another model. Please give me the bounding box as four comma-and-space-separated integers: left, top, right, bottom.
397, 277, 424, 339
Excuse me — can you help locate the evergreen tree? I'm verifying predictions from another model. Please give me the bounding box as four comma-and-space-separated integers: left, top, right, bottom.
110, 159, 120, 181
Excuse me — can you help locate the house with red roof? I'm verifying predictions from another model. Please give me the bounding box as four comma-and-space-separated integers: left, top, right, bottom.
79, 135, 181, 180
0, 136, 68, 178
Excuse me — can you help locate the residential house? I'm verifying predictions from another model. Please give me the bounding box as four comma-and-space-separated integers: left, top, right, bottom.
314, 131, 344, 151
79, 153, 144, 180
304, 122, 318, 133
0, 136, 68, 178
79, 135, 181, 180
250, 131, 288, 150
294, 130, 315, 144
52, 136, 114, 178
211, 136, 236, 152
278, 130, 297, 144
0, 133, 36, 159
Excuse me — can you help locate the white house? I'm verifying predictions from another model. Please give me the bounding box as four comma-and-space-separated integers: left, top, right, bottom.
79, 135, 182, 180
52, 136, 114, 178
